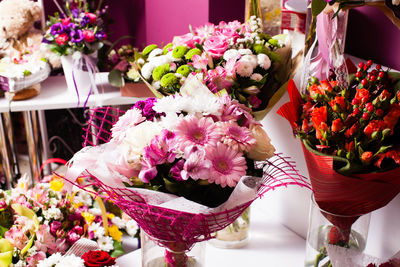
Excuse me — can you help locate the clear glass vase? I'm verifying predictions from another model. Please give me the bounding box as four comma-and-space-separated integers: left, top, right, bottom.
209, 207, 250, 249
305, 194, 371, 267
141, 230, 205, 267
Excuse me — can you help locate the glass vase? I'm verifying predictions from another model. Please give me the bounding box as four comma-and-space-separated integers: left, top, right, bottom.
209, 207, 250, 249
305, 194, 371, 267
141, 230, 205, 267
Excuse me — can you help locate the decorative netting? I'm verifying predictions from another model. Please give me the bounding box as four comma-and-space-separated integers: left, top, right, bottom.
65, 106, 311, 250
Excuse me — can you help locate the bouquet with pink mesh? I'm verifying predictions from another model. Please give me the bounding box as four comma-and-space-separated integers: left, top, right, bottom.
63, 75, 310, 266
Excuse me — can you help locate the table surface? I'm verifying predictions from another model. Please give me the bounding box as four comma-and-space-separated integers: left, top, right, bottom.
9, 73, 144, 112
116, 199, 307, 267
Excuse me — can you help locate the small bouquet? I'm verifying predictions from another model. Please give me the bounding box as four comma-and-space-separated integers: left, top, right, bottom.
123, 16, 294, 118
43, 0, 108, 56
64, 76, 309, 266
277, 61, 400, 266
0, 175, 138, 267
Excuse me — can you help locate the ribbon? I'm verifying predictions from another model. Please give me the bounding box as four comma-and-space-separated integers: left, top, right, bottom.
71, 52, 103, 109
301, 11, 349, 91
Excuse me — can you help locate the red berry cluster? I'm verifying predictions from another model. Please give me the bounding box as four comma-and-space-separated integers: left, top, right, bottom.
297, 60, 400, 170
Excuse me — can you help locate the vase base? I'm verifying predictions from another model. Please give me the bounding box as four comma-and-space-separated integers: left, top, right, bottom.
208, 235, 250, 249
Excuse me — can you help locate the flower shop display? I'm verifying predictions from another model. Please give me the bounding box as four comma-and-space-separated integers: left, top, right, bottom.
107, 44, 155, 98
0, 174, 138, 267
277, 60, 400, 266
125, 16, 295, 119
0, 0, 56, 101
43, 0, 109, 106
63, 76, 310, 267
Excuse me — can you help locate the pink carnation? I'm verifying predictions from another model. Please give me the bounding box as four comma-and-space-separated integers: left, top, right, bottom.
205, 142, 247, 187
203, 36, 229, 58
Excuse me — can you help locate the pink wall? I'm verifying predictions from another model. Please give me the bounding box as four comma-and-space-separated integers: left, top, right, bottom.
144, 0, 210, 47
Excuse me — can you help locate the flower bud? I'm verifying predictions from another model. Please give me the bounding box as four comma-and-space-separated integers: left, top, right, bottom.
371, 130, 381, 140
361, 151, 373, 164
337, 149, 346, 157
243, 86, 261, 95
346, 151, 355, 160
382, 128, 391, 138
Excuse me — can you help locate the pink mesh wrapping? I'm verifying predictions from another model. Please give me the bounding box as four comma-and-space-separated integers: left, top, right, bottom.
68, 107, 311, 250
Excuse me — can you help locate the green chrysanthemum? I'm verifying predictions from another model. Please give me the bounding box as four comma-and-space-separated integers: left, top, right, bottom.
252, 44, 269, 55
172, 45, 189, 59
152, 64, 170, 81
142, 44, 158, 56
160, 73, 179, 87
185, 48, 202, 60
163, 43, 173, 55
176, 65, 191, 77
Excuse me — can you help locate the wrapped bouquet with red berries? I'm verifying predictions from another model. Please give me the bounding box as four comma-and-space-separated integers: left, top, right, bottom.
277, 60, 400, 266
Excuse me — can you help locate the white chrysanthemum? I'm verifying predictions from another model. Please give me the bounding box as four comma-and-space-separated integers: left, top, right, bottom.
240, 55, 257, 69
250, 73, 263, 81
152, 94, 186, 114
236, 60, 254, 77
89, 222, 106, 239
74, 191, 93, 207
148, 48, 163, 59
125, 220, 138, 237
223, 49, 240, 61
141, 63, 155, 80
148, 55, 172, 67
238, 48, 252, 55
257, 54, 271, 70
55, 255, 84, 267
152, 80, 161, 90
185, 95, 221, 116
159, 112, 182, 130
42, 206, 63, 221
89, 208, 102, 216
120, 121, 163, 166
97, 236, 114, 252
37, 253, 63, 267
111, 216, 125, 229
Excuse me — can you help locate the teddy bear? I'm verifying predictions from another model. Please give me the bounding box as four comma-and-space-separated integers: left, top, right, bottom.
0, 0, 60, 100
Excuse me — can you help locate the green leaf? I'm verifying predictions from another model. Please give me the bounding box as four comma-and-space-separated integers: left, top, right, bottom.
108, 69, 124, 87
311, 0, 327, 17
110, 240, 125, 258
0, 226, 7, 238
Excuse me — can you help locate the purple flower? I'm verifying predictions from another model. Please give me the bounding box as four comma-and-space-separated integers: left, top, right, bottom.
42, 38, 52, 44
95, 31, 107, 40
50, 22, 64, 35
170, 159, 185, 181
49, 221, 62, 236
63, 22, 76, 33
81, 15, 90, 26
71, 8, 80, 18
70, 29, 84, 43
134, 98, 159, 120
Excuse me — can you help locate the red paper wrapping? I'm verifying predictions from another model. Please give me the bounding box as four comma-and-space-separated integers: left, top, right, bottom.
277, 79, 400, 229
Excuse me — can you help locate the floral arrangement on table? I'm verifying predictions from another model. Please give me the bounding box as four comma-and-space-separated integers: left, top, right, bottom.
277, 60, 400, 266
37, 249, 118, 267
111, 16, 294, 116
0, 175, 138, 267
42, 0, 108, 56
64, 76, 310, 267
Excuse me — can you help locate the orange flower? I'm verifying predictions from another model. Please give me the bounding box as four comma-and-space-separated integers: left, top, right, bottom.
320, 80, 333, 93
345, 141, 355, 152
332, 118, 344, 132
309, 84, 324, 98
355, 88, 370, 103
329, 80, 338, 87
364, 120, 385, 138
311, 106, 327, 127
315, 122, 328, 140
379, 89, 391, 101
345, 122, 359, 138
361, 151, 373, 163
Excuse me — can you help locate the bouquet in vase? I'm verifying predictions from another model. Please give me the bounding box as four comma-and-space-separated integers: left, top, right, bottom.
0, 175, 138, 267
277, 60, 400, 266
111, 16, 295, 119
63, 76, 310, 267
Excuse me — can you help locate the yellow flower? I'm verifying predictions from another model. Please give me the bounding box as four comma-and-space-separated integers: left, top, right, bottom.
107, 213, 115, 219
108, 224, 122, 242
82, 212, 95, 225
50, 178, 64, 192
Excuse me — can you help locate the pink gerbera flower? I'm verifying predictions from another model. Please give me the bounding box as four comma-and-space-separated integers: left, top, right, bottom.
205, 142, 247, 187
111, 108, 145, 142
175, 115, 221, 149
217, 121, 256, 152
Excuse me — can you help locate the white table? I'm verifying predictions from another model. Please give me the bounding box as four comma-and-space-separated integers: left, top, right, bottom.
116, 199, 307, 267
6, 73, 144, 184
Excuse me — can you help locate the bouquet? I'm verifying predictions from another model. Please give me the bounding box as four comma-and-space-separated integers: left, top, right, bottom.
119, 16, 294, 118
42, 0, 108, 56
277, 61, 400, 266
0, 175, 138, 267
64, 76, 310, 266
